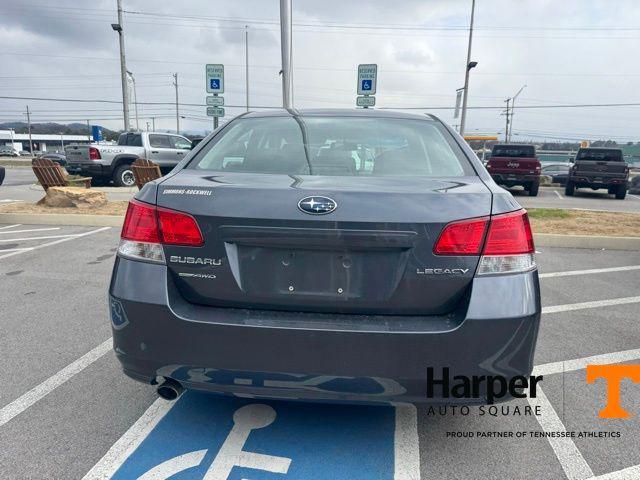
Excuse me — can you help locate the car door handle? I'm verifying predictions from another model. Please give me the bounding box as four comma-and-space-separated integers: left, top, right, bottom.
177, 152, 184, 155
151, 151, 159, 154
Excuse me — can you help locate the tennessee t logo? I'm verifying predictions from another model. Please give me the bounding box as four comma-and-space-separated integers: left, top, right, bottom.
586, 365, 640, 419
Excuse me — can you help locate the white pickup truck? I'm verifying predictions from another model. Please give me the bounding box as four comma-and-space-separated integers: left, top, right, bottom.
65, 132, 193, 186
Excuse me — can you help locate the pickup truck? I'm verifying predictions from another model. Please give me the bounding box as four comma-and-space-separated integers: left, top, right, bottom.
565, 147, 628, 200
485, 144, 541, 196
65, 132, 193, 186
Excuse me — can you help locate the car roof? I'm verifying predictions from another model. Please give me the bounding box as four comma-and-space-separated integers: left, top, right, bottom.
578, 147, 622, 151
240, 108, 439, 122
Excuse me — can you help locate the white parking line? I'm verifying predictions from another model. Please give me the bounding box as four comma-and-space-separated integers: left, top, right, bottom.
0, 234, 79, 243
534, 348, 640, 377
393, 403, 421, 480
0, 224, 21, 230
539, 265, 640, 279
628, 194, 640, 201
0, 226, 110, 260
0, 339, 112, 428
554, 190, 564, 199
593, 464, 640, 480
542, 296, 640, 315
0, 248, 34, 253
530, 348, 640, 480
527, 386, 594, 480
0, 227, 60, 235
82, 398, 174, 480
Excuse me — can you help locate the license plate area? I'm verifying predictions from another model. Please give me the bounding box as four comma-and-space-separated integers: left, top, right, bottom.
236, 246, 405, 301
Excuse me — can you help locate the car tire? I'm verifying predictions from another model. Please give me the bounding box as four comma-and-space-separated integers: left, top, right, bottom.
608, 187, 615, 195
565, 181, 575, 196
615, 185, 627, 200
113, 164, 135, 187
528, 182, 539, 197
0, 166, 5, 186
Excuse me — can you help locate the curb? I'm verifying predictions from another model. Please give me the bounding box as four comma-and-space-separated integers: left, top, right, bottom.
0, 213, 638, 250
534, 234, 640, 251
0, 213, 123, 227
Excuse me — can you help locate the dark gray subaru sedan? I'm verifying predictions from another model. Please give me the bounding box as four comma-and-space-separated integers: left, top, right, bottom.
110, 109, 540, 404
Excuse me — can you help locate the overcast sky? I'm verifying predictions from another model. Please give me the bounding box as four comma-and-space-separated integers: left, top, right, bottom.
1, 0, 639, 142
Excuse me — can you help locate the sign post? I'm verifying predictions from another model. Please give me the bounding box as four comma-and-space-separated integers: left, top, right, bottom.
356, 64, 377, 108
205, 64, 225, 130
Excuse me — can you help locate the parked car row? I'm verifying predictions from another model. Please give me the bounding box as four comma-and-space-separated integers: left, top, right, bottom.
485, 144, 631, 200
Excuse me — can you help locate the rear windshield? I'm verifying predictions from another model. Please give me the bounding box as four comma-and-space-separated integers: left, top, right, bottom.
189, 116, 474, 176
576, 149, 623, 162
491, 145, 535, 158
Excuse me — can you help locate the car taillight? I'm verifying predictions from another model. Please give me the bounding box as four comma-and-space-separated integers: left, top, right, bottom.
117, 199, 203, 263
434, 217, 488, 255
434, 210, 536, 275
89, 147, 101, 160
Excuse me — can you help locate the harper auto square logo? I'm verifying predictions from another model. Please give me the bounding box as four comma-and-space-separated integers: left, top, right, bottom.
587, 364, 640, 419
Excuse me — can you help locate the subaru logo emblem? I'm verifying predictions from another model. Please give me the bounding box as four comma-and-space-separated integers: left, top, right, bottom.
298, 196, 337, 215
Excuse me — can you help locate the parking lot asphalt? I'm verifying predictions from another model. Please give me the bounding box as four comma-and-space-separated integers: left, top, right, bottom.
0, 224, 639, 480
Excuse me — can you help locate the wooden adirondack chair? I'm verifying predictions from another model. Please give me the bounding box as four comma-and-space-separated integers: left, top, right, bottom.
31, 158, 91, 190
132, 158, 162, 190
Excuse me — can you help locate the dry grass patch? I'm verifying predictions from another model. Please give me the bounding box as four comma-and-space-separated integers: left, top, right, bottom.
528, 208, 640, 237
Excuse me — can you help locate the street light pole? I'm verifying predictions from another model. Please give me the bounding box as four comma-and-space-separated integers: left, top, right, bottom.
458, 0, 476, 137
279, 0, 293, 109
112, 0, 130, 131
245, 25, 250, 111
504, 98, 511, 142
508, 84, 527, 142
127, 70, 139, 131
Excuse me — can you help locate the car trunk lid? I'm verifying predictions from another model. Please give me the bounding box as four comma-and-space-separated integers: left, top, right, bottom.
157, 171, 493, 315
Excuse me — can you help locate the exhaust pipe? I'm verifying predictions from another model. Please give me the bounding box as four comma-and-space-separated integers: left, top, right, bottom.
156, 378, 184, 401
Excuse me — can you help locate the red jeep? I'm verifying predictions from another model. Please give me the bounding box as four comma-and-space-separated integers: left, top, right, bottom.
486, 144, 541, 196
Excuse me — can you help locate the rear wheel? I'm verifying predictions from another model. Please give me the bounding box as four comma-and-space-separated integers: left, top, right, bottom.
608, 187, 615, 195
615, 185, 627, 200
565, 181, 575, 196
113, 164, 135, 187
528, 182, 539, 197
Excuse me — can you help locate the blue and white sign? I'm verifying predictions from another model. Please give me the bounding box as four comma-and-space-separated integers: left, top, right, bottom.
91, 125, 103, 142
110, 393, 404, 480
206, 64, 225, 94
357, 64, 377, 95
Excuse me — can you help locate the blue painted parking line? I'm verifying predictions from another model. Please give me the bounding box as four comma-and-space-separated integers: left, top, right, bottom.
111, 393, 402, 480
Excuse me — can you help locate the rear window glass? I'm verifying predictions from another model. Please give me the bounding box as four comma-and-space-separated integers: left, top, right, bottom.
576, 149, 623, 162
189, 116, 473, 177
491, 145, 535, 157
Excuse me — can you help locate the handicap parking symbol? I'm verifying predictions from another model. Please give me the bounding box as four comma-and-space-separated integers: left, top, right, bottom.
111, 393, 396, 480
210, 79, 221, 90
361, 79, 372, 91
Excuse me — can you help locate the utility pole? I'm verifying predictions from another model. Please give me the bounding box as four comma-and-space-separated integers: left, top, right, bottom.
112, 0, 130, 131
146, 121, 150, 132
245, 25, 250, 111
279, 0, 293, 109
504, 98, 511, 143
459, 0, 476, 137
173, 73, 180, 134
26, 105, 33, 153
86, 119, 91, 141
152, 116, 156, 132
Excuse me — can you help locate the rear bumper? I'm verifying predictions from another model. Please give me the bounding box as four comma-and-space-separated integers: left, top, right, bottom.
110, 257, 541, 405
569, 175, 627, 187
489, 173, 539, 186
66, 163, 110, 177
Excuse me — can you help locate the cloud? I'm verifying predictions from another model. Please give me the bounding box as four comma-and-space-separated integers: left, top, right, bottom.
0, 0, 637, 140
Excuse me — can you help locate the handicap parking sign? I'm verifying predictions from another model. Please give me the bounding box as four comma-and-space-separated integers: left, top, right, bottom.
210, 79, 220, 90
361, 80, 372, 91
111, 393, 397, 480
